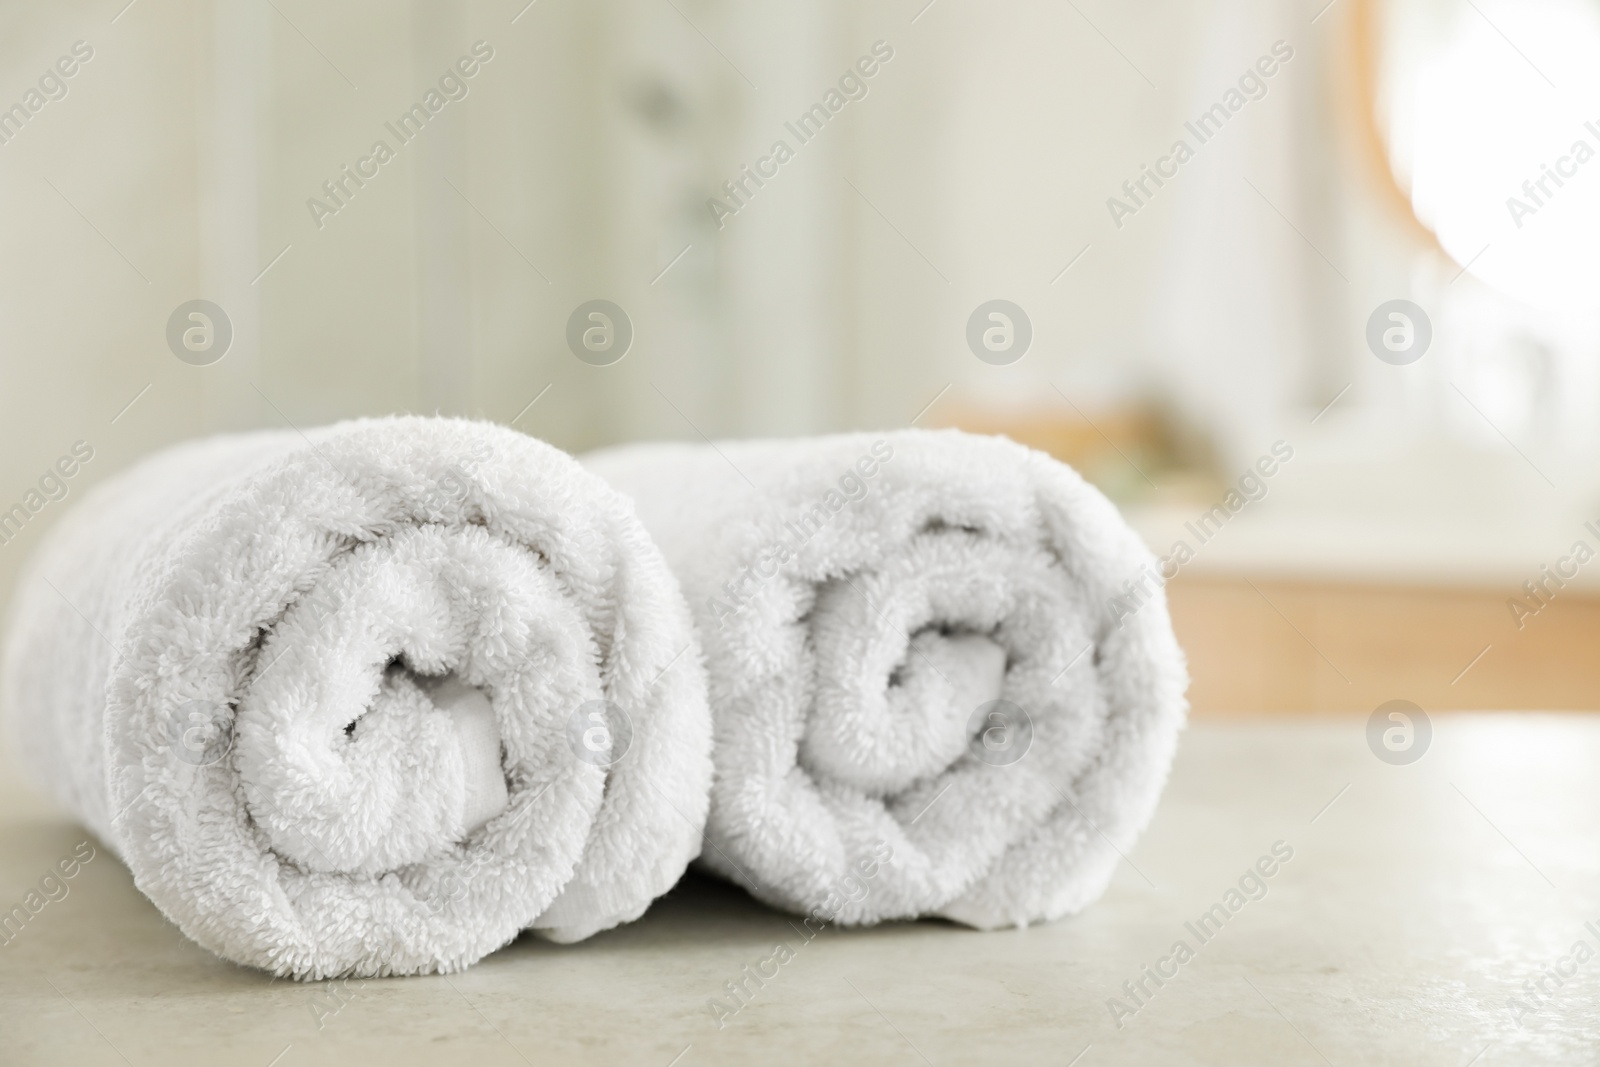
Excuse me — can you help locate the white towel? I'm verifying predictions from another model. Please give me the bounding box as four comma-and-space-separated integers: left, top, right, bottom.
0, 416, 711, 978
585, 429, 1187, 930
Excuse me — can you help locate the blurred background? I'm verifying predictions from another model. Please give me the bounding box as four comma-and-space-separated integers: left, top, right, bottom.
3, 0, 1599, 716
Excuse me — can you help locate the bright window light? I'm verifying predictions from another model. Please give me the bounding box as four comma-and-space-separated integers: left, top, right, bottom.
1401, 1, 1600, 310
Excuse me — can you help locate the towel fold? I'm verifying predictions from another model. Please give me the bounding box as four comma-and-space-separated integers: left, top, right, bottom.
585, 428, 1186, 930
1, 416, 711, 978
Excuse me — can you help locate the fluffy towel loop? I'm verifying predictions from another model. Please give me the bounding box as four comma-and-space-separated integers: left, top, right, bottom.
586, 429, 1187, 929
2, 417, 711, 978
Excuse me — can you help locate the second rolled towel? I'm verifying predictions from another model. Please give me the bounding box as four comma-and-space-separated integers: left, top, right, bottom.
0, 416, 712, 978
586, 428, 1187, 930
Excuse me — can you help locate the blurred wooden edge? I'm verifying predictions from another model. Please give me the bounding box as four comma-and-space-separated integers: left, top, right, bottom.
939, 404, 1218, 507
1172, 575, 1600, 715
1337, 0, 1458, 265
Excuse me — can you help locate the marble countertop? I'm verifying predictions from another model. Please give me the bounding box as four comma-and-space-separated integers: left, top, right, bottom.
1, 715, 1594, 1066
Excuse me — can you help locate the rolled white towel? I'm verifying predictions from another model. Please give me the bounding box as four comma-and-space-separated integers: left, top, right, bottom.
1, 416, 711, 978
585, 428, 1187, 930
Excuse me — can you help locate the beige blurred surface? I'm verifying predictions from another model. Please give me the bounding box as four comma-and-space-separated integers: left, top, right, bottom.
1170, 578, 1600, 714
1, 714, 1593, 1066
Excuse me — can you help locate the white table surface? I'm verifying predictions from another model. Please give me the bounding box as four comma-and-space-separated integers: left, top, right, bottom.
1, 715, 1594, 1066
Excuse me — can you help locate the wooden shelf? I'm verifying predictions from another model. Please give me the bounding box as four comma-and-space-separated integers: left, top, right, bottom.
1169, 575, 1600, 714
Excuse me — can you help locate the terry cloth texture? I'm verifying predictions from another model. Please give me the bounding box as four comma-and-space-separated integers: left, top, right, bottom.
0, 416, 711, 978
585, 428, 1187, 930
